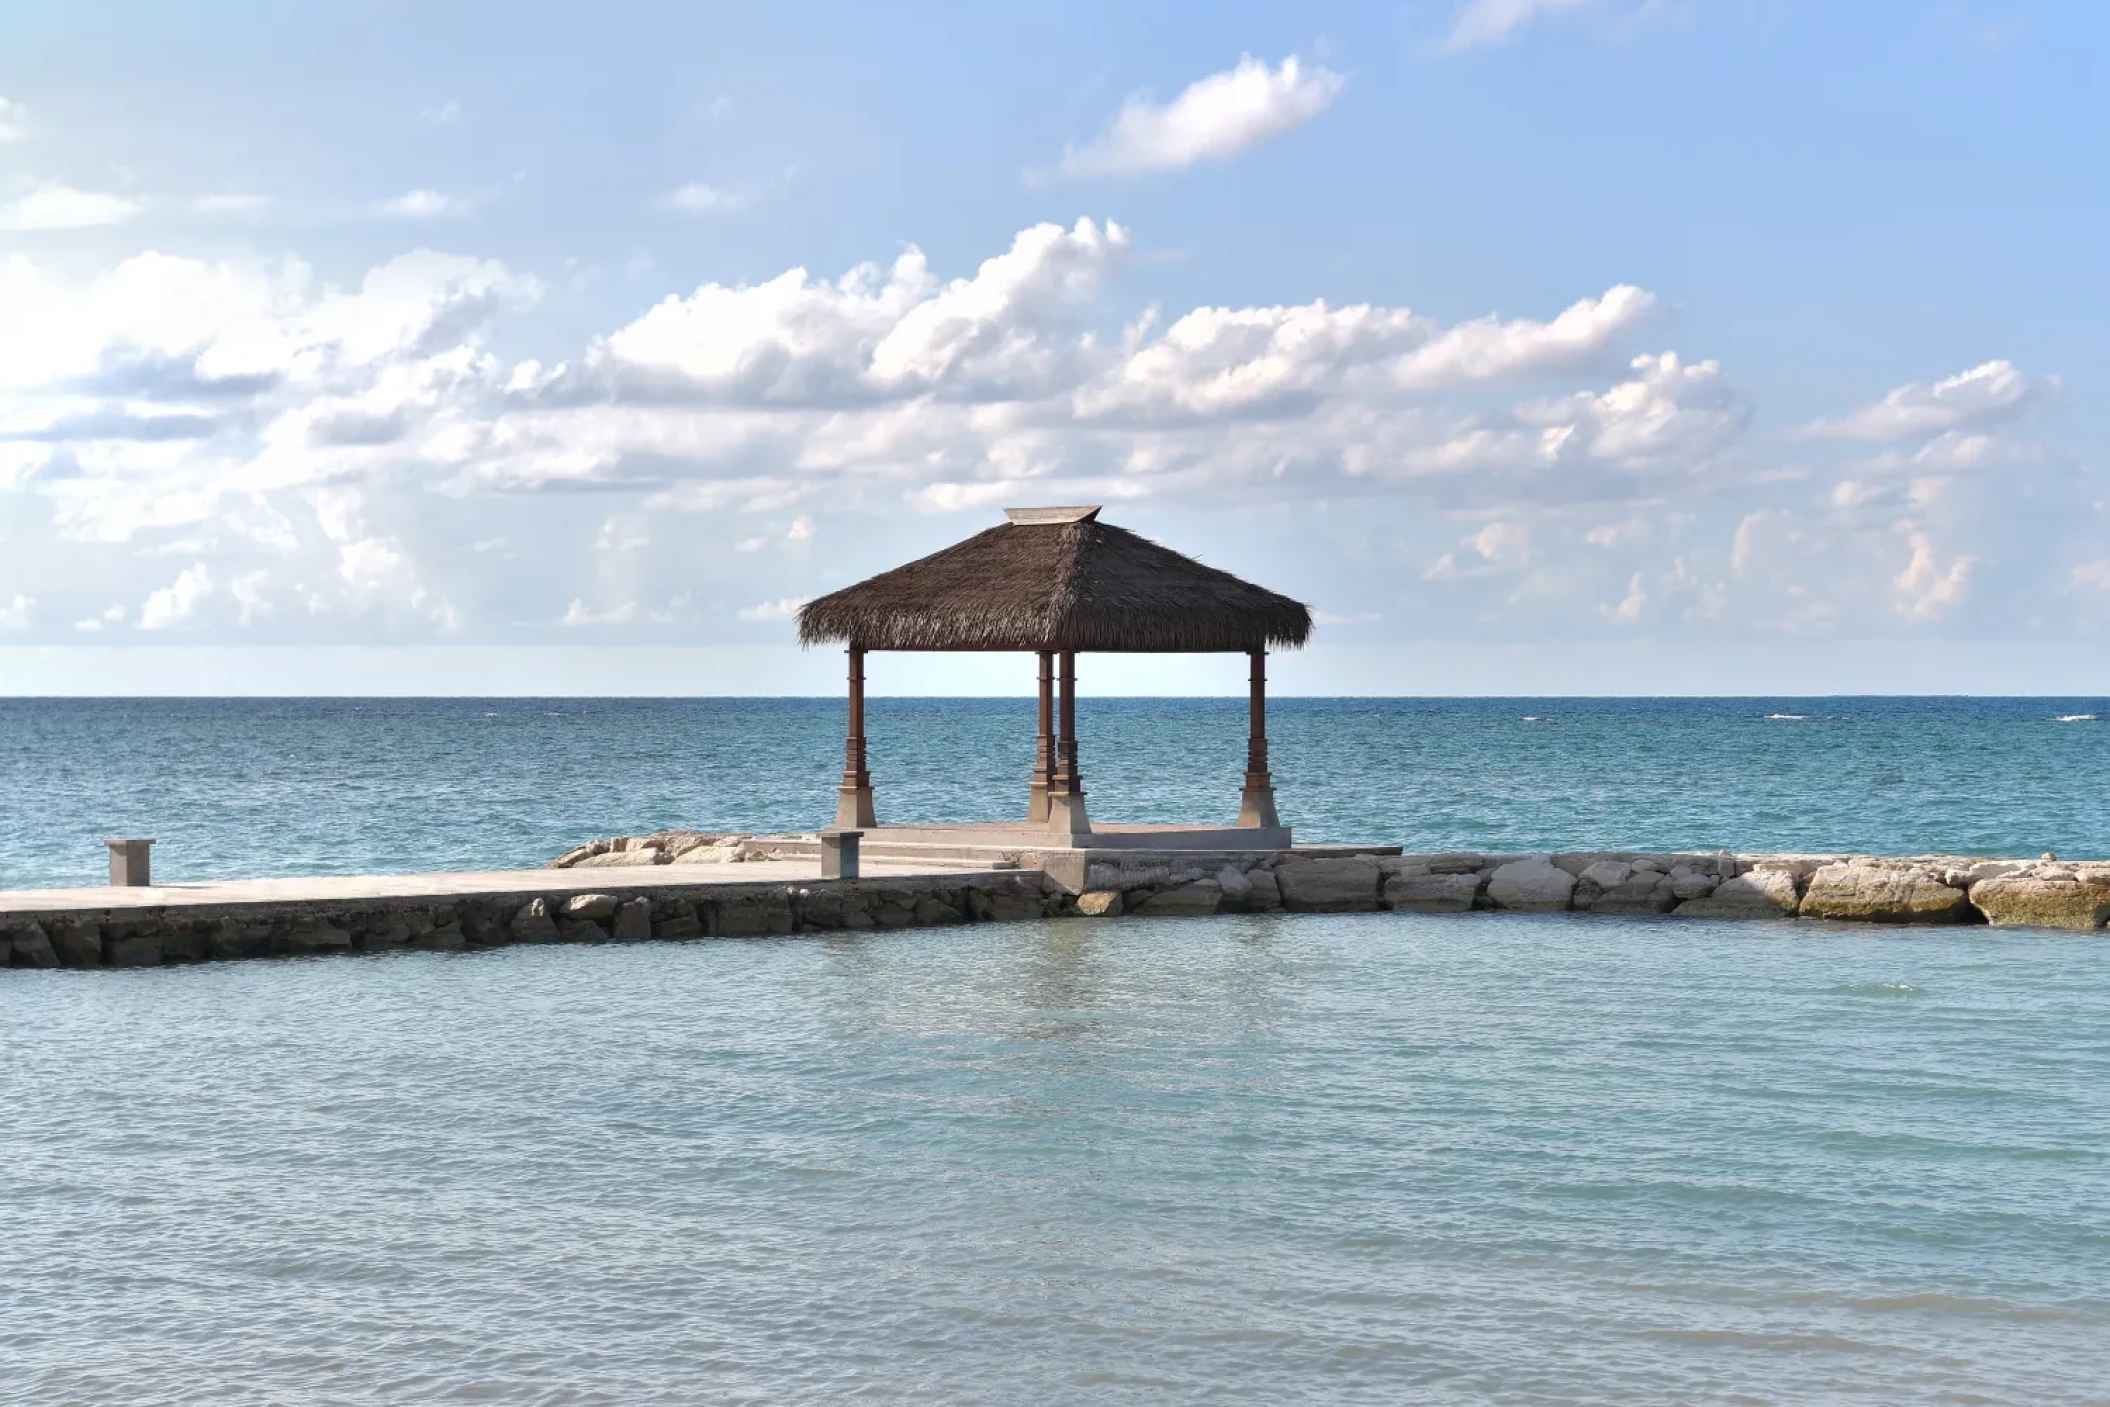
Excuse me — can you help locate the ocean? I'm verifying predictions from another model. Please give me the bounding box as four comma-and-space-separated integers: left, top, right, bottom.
2, 695, 2108, 889
3, 913, 2107, 1403
4, 696, 2109, 1404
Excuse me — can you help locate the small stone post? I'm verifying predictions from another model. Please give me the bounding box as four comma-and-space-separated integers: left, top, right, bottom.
107, 838, 155, 887
820, 830, 862, 879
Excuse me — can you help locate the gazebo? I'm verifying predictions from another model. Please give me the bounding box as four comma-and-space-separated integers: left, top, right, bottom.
797, 506, 1312, 851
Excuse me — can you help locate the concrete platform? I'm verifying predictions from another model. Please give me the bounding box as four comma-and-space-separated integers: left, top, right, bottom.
0, 858, 963, 918
857, 821, 1294, 851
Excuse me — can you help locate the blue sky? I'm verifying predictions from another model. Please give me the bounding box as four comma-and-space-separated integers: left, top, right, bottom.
1, 0, 2105, 694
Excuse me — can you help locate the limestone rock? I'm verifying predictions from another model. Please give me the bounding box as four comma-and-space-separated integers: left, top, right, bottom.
1217, 866, 1255, 911
966, 880, 1048, 923
557, 918, 606, 943
511, 898, 560, 943
1583, 872, 1676, 914
1137, 880, 1223, 916
209, 919, 279, 960
410, 925, 467, 951
1486, 858, 1576, 912
154, 923, 203, 970
654, 907, 704, 940
1276, 855, 1381, 912
574, 847, 661, 869
1378, 857, 1431, 880
1384, 872, 1480, 913
1425, 853, 1485, 875
1970, 875, 2110, 930
1800, 863, 1970, 923
1668, 868, 1717, 901
913, 895, 964, 925
1577, 860, 1633, 891
1246, 868, 1283, 911
612, 898, 654, 940
284, 925, 353, 955
102, 931, 162, 966
562, 893, 619, 921
711, 891, 795, 936
1076, 889, 1124, 917
6, 923, 57, 969
1674, 869, 1801, 919
47, 919, 102, 968
362, 921, 413, 949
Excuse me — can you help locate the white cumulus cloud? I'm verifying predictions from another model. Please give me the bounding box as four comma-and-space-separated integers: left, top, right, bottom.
1054, 56, 1344, 179
1804, 360, 2057, 443
2, 216, 2097, 650
138, 563, 212, 629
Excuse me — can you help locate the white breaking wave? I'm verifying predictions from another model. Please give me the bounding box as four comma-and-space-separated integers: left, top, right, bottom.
2054, 714, 2098, 723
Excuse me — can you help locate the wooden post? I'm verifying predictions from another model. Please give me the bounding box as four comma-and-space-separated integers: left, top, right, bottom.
1045, 648, 1090, 838
1027, 649, 1054, 822
1237, 648, 1280, 829
834, 646, 877, 829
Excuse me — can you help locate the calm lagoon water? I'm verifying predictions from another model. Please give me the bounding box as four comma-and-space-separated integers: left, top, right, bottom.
4, 912, 2108, 1405
3, 695, 2110, 888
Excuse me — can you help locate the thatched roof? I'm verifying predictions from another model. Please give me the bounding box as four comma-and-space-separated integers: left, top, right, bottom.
798, 507, 1312, 653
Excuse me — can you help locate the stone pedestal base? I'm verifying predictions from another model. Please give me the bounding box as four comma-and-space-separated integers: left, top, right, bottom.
1237, 776, 1280, 829
834, 785, 876, 830
1046, 790, 1091, 841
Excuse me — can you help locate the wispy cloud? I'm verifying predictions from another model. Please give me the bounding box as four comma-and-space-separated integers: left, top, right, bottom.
0, 184, 143, 231
420, 99, 462, 125
660, 182, 754, 215
1442, 0, 1597, 52
1049, 55, 1344, 180
191, 193, 273, 215
559, 599, 639, 627
0, 96, 26, 144
371, 188, 475, 219
738, 597, 810, 621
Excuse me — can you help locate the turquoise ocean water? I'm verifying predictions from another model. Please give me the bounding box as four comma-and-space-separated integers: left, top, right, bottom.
5, 697, 2110, 1403
2, 696, 2109, 888
3, 914, 2107, 1403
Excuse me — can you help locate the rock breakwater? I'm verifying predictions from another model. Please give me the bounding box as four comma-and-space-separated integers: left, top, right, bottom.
8, 845, 2108, 973
1066, 849, 2110, 929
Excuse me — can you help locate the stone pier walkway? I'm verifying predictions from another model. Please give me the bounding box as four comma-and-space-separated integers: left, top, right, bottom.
0, 858, 957, 916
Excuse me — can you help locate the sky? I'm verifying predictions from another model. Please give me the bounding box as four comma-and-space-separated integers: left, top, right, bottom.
1, 0, 2105, 695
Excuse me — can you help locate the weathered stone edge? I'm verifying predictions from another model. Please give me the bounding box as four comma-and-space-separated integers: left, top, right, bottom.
0, 871, 1065, 971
